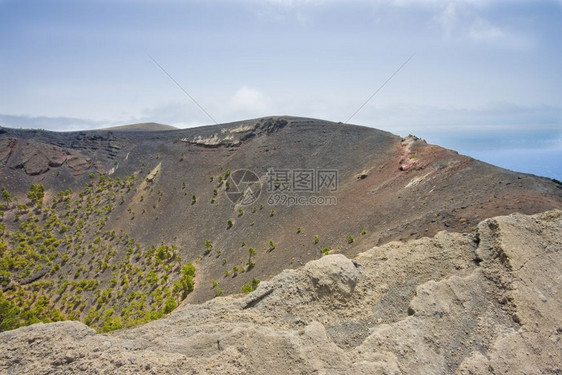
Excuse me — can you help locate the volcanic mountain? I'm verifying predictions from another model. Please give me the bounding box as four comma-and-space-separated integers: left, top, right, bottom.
0, 116, 561, 333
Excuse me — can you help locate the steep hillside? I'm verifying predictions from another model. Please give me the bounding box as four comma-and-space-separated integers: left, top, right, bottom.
1, 210, 560, 374
1, 116, 561, 332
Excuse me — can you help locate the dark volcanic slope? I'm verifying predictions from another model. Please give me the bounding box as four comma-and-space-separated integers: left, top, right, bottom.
1, 116, 561, 304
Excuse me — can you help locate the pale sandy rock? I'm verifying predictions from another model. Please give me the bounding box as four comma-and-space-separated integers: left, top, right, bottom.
1, 210, 560, 374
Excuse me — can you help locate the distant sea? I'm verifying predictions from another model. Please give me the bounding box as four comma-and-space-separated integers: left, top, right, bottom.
415, 128, 562, 181
468, 148, 562, 181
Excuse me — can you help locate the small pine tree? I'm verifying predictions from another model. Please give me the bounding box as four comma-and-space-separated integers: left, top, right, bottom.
1, 188, 11, 204
163, 297, 177, 314
241, 278, 260, 294
27, 184, 45, 205
247, 247, 256, 268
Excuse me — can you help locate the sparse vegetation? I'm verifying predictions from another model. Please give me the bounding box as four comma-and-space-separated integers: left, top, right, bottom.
348, 235, 354, 244
0, 173, 194, 333
313, 235, 319, 244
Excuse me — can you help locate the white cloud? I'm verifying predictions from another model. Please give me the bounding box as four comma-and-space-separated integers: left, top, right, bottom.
432, 1, 519, 45
436, 2, 459, 39
468, 18, 505, 40
229, 86, 269, 115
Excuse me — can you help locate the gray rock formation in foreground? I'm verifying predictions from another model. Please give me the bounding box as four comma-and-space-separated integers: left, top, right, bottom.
1, 210, 561, 374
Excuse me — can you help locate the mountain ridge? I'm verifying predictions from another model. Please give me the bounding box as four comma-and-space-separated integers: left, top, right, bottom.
0, 116, 561, 328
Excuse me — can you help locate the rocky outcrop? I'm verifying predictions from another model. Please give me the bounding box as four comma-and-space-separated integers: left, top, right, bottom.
181, 117, 289, 147
2, 138, 94, 177
1, 210, 560, 374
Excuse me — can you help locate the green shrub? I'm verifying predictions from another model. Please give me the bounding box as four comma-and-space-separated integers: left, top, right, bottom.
1, 188, 12, 204
155, 245, 171, 261
177, 263, 195, 298
247, 247, 256, 269
163, 297, 177, 314
241, 278, 260, 294
0, 291, 20, 331
27, 184, 45, 205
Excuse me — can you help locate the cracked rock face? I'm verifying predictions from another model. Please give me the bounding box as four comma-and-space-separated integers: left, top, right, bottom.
1, 138, 95, 177
1, 210, 561, 374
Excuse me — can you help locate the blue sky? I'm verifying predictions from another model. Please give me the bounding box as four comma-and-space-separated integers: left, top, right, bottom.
1, 0, 561, 179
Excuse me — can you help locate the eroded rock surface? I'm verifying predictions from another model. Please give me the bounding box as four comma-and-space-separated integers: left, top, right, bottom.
1, 210, 561, 374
